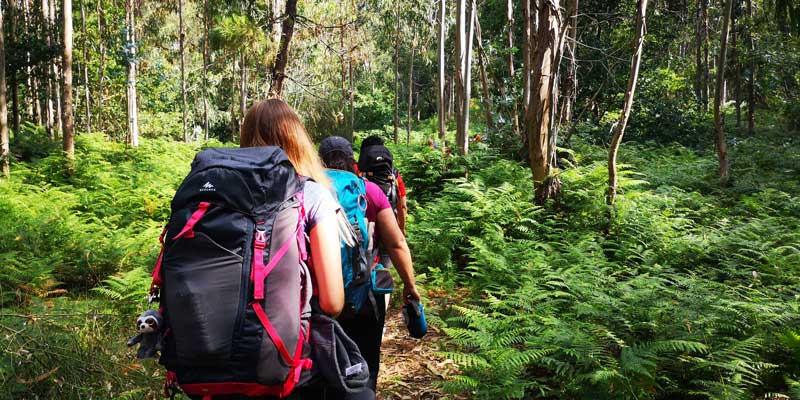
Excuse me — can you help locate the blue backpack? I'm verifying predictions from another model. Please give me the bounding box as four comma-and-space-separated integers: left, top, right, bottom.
326, 169, 373, 313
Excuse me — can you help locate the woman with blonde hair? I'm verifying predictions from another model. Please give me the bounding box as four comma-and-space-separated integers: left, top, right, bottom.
236, 99, 346, 399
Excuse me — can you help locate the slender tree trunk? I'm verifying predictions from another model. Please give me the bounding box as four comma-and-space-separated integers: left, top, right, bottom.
714, 0, 733, 186
231, 61, 237, 142
608, 0, 649, 205
340, 22, 347, 134
0, 2, 9, 178
202, 0, 209, 140
393, 3, 400, 144
348, 28, 355, 141
526, 0, 564, 203
268, 0, 297, 98
26, 0, 41, 126
701, 0, 709, 111
8, 2, 19, 135
96, 0, 105, 132
62, 0, 74, 157
522, 0, 531, 121
455, 0, 475, 156
475, 17, 494, 133
240, 52, 247, 125
125, 0, 139, 147
560, 0, 578, 128
51, 0, 62, 136
406, 36, 416, 144
437, 0, 446, 141
732, 14, 741, 128
23, 0, 35, 121
455, 0, 465, 151
43, 0, 54, 138
506, 0, 520, 137
272, 0, 283, 45
694, 0, 702, 107
746, 0, 755, 134
179, 0, 187, 141
80, 0, 89, 133
462, 0, 475, 155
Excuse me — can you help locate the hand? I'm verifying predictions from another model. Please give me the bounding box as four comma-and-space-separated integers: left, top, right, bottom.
403, 284, 421, 304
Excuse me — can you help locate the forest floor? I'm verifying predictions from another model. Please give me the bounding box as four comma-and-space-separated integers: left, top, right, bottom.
377, 296, 462, 400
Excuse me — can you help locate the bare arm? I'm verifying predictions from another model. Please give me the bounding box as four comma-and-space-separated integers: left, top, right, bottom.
309, 216, 344, 316
396, 196, 408, 235
376, 208, 421, 303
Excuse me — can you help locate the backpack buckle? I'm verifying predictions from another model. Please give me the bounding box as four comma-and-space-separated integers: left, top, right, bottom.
254, 226, 267, 249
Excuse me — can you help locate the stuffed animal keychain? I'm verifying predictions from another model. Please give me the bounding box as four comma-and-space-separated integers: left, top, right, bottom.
127, 309, 164, 359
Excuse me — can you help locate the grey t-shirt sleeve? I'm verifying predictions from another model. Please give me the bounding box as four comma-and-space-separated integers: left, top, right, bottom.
303, 180, 340, 229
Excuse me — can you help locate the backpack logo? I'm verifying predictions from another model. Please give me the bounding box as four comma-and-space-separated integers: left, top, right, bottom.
200, 182, 216, 192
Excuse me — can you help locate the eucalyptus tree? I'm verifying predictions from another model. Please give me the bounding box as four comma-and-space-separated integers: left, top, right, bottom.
714, 0, 734, 186
1, 1, 9, 178
525, 0, 566, 203
125, 0, 139, 147
63, 0, 75, 157
608, 0, 649, 205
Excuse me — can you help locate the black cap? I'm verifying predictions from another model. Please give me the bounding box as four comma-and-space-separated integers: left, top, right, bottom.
319, 136, 354, 158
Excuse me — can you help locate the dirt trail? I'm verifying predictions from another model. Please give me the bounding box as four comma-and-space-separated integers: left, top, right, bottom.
376, 306, 461, 400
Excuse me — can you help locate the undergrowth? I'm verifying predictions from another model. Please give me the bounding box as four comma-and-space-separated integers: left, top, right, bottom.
404, 133, 800, 398
0, 129, 798, 398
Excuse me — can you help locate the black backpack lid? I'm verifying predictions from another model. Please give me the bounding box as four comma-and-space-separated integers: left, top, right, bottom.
172, 146, 302, 217
357, 145, 393, 172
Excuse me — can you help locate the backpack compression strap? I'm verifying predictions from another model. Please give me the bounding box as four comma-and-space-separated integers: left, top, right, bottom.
249, 191, 310, 366
150, 202, 212, 293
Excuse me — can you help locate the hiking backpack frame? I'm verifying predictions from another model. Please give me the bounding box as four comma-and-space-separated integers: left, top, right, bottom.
149, 147, 314, 399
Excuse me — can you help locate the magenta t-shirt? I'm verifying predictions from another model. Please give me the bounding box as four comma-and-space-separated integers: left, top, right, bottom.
365, 181, 391, 223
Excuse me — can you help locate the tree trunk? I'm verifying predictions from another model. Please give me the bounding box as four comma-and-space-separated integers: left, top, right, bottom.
272, 0, 283, 45
80, 0, 90, 133
732, 14, 741, 128
1, 2, 9, 178
43, 0, 54, 138
240, 52, 247, 125
51, 0, 62, 136
746, 0, 755, 134
23, 0, 35, 122
506, 0, 520, 137
522, 0, 531, 122
607, 0, 649, 205
701, 0, 709, 111
526, 0, 564, 204
202, 0, 209, 140
475, 16, 494, 133
713, 0, 733, 186
455, 0, 475, 156
406, 36, 415, 145
179, 0, 187, 141
8, 2, 19, 135
96, 0, 105, 132
62, 0, 75, 157
560, 0, 578, 129
268, 0, 297, 98
348, 32, 355, 141
455, 0, 465, 151
393, 4, 400, 144
437, 0, 446, 141
125, 0, 139, 147
694, 0, 702, 107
